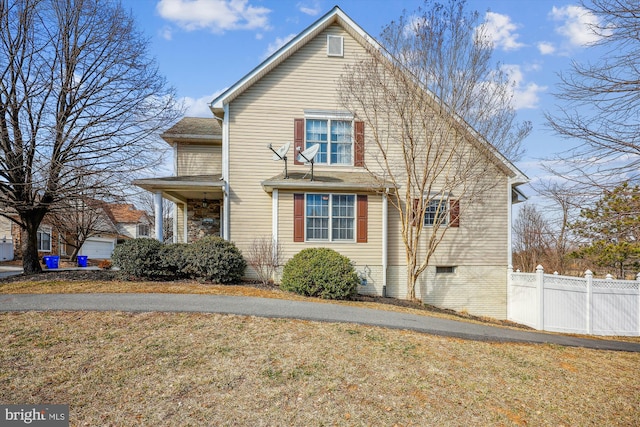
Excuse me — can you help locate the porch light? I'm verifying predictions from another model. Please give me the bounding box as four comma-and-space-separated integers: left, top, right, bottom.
202, 193, 208, 208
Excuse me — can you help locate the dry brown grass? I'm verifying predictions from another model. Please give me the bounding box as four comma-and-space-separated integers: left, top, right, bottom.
1, 311, 638, 426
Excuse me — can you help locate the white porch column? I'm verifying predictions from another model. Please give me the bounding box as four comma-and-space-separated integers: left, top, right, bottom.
272, 189, 279, 244
154, 191, 163, 241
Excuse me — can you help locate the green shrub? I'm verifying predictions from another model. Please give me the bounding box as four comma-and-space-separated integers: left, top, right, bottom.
280, 248, 359, 300
185, 236, 246, 283
158, 243, 190, 279
111, 238, 165, 278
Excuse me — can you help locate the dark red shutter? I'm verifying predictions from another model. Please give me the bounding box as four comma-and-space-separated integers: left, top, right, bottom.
357, 195, 368, 243
294, 118, 304, 165
449, 199, 460, 228
294, 193, 305, 241
354, 120, 364, 167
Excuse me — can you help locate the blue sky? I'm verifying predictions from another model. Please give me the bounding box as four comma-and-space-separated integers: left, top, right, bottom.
127, 0, 607, 185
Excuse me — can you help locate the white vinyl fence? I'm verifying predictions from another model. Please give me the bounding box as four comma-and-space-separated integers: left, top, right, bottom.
508, 265, 640, 336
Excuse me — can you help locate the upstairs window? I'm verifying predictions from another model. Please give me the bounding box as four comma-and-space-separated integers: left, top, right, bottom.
306, 119, 352, 165
294, 117, 364, 167
424, 199, 448, 227
137, 224, 150, 237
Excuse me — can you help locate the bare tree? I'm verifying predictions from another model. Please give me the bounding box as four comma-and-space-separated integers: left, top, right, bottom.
339, 0, 530, 299
132, 190, 174, 243
49, 196, 115, 261
545, 0, 640, 188
533, 180, 587, 274
0, 0, 181, 273
512, 203, 552, 272
246, 236, 282, 285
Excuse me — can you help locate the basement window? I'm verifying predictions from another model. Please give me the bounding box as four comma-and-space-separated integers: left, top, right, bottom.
436, 266, 456, 274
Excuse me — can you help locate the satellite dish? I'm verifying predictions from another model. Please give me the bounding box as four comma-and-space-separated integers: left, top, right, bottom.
271, 142, 290, 161
268, 143, 290, 179
297, 144, 320, 181
297, 144, 320, 164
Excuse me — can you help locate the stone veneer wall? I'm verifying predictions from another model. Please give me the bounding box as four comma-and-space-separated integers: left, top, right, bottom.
186, 199, 221, 243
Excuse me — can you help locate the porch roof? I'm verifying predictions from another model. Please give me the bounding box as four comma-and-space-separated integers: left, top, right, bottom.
261, 171, 391, 193
133, 175, 225, 204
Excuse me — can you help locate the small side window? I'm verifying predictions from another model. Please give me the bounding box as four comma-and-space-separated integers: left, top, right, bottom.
436, 266, 456, 274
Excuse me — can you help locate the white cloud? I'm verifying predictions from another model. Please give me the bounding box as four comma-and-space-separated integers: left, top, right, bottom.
549, 5, 609, 47
501, 64, 547, 110
181, 89, 228, 117
156, 0, 271, 33
263, 33, 296, 59
537, 41, 555, 55
159, 26, 173, 40
297, 1, 321, 16
480, 12, 524, 51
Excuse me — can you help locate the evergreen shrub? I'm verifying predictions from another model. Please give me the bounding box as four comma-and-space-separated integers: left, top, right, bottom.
280, 248, 359, 300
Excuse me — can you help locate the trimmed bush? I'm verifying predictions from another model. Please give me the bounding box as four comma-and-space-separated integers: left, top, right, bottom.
280, 248, 359, 300
111, 238, 165, 278
185, 236, 246, 284
158, 243, 190, 279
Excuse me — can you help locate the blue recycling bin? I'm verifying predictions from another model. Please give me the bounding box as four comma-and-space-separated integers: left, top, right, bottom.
77, 256, 88, 267
44, 255, 59, 269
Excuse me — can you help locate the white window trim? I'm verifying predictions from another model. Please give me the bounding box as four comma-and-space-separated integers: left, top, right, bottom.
37, 226, 52, 252
305, 193, 356, 243
423, 198, 449, 227
303, 115, 355, 166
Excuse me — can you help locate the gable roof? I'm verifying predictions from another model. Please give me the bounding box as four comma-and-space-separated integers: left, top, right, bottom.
161, 117, 221, 144
210, 6, 380, 114
105, 204, 148, 224
210, 5, 528, 186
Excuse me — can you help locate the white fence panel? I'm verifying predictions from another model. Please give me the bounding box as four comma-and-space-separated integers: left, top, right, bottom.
543, 275, 588, 334
509, 266, 640, 336
592, 279, 639, 336
0, 240, 13, 261
508, 272, 537, 328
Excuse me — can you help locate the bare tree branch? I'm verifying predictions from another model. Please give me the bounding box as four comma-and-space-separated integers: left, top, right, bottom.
0, 0, 182, 273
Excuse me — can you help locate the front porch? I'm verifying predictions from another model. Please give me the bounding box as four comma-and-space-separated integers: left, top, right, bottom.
133, 175, 225, 243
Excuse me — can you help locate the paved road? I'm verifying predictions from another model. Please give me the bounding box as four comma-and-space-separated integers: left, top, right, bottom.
1, 293, 638, 352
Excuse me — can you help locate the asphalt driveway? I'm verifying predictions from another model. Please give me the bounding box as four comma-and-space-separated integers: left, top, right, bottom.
1, 293, 638, 352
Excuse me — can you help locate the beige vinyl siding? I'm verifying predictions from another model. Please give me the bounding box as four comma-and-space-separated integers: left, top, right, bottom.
225, 23, 512, 317
177, 143, 221, 176
175, 203, 186, 243
227, 25, 370, 253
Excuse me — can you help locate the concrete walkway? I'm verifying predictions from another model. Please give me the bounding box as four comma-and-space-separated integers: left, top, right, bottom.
1, 293, 638, 352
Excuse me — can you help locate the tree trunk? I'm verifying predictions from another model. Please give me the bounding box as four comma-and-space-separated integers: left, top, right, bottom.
21, 218, 43, 275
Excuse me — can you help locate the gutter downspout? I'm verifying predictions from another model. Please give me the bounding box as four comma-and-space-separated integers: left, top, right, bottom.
222, 104, 230, 241
507, 177, 514, 321
382, 190, 388, 297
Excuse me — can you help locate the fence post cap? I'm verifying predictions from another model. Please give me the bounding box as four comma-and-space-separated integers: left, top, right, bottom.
636, 272, 640, 281
585, 270, 593, 277
536, 265, 544, 272
606, 274, 613, 280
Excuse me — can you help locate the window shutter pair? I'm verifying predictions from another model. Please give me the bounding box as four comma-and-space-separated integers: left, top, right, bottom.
293, 118, 365, 166
293, 194, 368, 242
411, 198, 460, 227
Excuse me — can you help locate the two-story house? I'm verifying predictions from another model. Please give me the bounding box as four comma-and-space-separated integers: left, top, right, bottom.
134, 6, 527, 319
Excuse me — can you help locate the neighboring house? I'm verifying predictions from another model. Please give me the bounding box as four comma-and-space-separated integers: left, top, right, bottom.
134, 7, 527, 319
106, 204, 154, 240
4, 203, 152, 260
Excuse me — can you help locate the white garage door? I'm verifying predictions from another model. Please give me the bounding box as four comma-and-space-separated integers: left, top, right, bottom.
80, 238, 116, 259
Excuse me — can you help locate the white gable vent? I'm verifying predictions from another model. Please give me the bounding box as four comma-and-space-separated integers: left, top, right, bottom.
327, 35, 344, 57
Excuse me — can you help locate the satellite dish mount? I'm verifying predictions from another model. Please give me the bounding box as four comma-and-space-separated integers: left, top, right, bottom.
268, 142, 290, 179
297, 144, 320, 181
